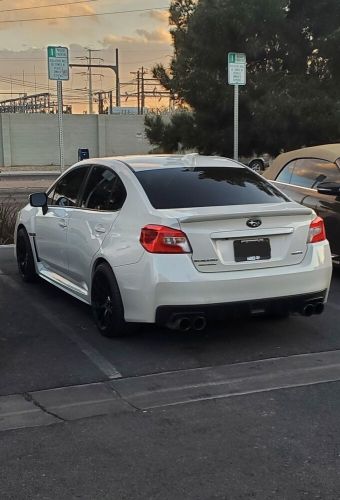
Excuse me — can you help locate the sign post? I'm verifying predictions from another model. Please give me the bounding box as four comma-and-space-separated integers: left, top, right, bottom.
228, 52, 246, 161
47, 46, 69, 172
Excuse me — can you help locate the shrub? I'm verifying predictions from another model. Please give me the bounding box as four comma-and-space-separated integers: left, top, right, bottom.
0, 198, 19, 245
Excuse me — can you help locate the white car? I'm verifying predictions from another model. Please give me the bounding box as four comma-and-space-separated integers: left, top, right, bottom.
15, 154, 332, 337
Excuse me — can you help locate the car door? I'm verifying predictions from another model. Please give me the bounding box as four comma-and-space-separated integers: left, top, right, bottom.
66, 165, 127, 290
35, 166, 89, 277
312, 160, 340, 257
274, 158, 320, 209
274, 157, 340, 257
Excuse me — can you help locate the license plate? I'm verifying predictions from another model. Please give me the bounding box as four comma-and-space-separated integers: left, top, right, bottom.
234, 238, 271, 262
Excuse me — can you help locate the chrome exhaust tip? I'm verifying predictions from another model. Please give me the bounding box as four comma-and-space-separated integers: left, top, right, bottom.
166, 317, 192, 332
192, 316, 207, 331
314, 302, 324, 315
178, 317, 192, 332
302, 304, 315, 317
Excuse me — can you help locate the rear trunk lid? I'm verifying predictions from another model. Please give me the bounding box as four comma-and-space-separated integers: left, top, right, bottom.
160, 203, 314, 272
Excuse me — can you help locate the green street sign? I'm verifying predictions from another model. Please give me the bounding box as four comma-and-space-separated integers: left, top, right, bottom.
228, 52, 246, 85
47, 46, 69, 81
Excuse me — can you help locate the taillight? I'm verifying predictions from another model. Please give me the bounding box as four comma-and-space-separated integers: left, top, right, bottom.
140, 225, 192, 253
308, 216, 326, 243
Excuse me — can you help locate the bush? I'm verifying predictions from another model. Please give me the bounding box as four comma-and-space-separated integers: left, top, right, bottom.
0, 199, 19, 245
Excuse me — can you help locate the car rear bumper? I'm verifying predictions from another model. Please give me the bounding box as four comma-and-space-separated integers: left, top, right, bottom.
114, 241, 332, 323
155, 290, 327, 325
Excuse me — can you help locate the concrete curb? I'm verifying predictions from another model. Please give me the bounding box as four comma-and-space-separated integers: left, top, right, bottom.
2, 349, 340, 432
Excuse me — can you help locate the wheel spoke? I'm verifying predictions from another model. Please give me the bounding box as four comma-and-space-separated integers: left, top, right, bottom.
92, 275, 114, 330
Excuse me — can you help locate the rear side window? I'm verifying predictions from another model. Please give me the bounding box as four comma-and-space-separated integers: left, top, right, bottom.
135, 167, 289, 209
80, 166, 126, 211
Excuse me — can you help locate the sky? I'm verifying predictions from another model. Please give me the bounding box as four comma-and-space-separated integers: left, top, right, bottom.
0, 0, 173, 113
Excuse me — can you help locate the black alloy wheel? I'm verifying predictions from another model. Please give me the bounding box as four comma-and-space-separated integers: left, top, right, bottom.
16, 228, 37, 282
91, 262, 135, 337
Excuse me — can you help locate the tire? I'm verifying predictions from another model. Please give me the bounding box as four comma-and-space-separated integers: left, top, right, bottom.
249, 160, 264, 174
91, 262, 135, 337
16, 228, 38, 283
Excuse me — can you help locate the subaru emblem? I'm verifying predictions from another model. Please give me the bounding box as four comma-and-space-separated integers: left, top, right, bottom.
247, 218, 262, 228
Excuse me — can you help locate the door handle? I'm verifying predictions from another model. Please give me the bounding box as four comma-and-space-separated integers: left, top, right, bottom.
58, 219, 67, 228
95, 224, 106, 234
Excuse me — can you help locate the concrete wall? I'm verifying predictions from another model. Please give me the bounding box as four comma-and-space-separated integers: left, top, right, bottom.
0, 113, 151, 167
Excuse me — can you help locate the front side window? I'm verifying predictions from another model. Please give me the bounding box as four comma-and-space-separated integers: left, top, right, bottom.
80, 166, 127, 211
51, 167, 89, 207
290, 158, 340, 189
135, 166, 289, 209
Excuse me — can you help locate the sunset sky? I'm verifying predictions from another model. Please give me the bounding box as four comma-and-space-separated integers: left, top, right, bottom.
0, 0, 173, 112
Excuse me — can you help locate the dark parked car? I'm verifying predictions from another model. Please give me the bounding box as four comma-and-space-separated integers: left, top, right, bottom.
265, 144, 340, 265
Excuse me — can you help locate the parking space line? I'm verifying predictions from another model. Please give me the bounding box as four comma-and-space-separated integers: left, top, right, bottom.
3, 276, 122, 380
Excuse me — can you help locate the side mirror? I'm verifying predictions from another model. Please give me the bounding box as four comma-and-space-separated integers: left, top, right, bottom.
30, 192, 48, 207
317, 182, 340, 196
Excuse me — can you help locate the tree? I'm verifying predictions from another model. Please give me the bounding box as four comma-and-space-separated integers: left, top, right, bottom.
147, 0, 340, 156
145, 112, 196, 153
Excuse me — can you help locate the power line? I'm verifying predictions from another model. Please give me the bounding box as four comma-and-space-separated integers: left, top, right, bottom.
0, 6, 168, 24
0, 0, 98, 14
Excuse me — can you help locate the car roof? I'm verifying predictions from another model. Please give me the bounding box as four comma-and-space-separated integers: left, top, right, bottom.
105, 154, 243, 171
266, 143, 340, 179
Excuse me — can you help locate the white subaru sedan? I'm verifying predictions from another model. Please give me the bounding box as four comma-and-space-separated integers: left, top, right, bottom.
15, 154, 332, 337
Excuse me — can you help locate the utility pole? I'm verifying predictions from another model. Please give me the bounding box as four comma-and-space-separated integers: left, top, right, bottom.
137, 70, 140, 114
70, 49, 120, 111
88, 49, 93, 114
109, 90, 113, 114
141, 67, 146, 115
115, 48, 121, 107
74, 48, 102, 114
85, 48, 103, 114
94, 91, 105, 114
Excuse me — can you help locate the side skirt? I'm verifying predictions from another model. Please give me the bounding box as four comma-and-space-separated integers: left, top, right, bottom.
37, 267, 90, 305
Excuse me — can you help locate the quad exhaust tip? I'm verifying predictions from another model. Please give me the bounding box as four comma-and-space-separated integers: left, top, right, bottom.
167, 315, 207, 332
301, 302, 324, 317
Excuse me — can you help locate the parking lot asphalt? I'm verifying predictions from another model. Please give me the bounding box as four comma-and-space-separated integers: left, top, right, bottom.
1, 245, 340, 398
2, 246, 340, 498
2, 382, 340, 500
0, 172, 56, 205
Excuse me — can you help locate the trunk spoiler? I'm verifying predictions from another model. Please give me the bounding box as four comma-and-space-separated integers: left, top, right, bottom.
177, 207, 313, 223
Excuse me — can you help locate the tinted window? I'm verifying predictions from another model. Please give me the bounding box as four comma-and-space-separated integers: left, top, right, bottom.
51, 167, 88, 207
135, 167, 289, 209
290, 158, 340, 188
81, 166, 127, 211
276, 160, 295, 184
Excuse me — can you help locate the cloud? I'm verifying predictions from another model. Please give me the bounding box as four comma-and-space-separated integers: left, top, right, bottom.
102, 28, 171, 46
101, 34, 137, 46
141, 9, 169, 24
0, 0, 97, 28
135, 28, 171, 43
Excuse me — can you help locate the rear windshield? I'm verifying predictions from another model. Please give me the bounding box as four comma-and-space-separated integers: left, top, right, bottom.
135, 167, 289, 209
